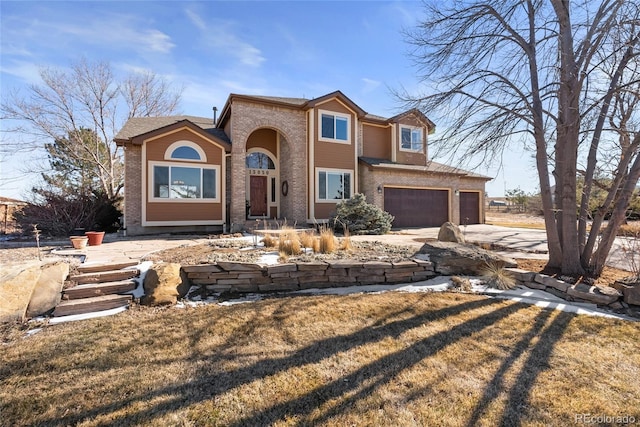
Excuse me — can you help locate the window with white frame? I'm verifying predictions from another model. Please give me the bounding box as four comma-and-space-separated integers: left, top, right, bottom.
320, 111, 350, 143
152, 163, 218, 200
400, 126, 423, 151
317, 170, 352, 201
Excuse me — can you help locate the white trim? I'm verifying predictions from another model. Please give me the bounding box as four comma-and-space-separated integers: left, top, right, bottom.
143, 220, 225, 226
148, 160, 221, 203
245, 147, 278, 218
354, 115, 359, 192
399, 125, 424, 153
318, 109, 351, 144
315, 167, 354, 203
141, 141, 147, 228
164, 140, 207, 162
391, 123, 397, 162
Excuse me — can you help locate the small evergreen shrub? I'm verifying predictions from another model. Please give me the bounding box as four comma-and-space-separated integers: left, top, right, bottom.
330, 193, 394, 235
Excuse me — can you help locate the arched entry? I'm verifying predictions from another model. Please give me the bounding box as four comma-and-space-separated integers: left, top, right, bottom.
246, 148, 278, 217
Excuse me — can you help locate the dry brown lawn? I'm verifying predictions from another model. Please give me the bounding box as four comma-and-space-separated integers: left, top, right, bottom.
2, 292, 639, 426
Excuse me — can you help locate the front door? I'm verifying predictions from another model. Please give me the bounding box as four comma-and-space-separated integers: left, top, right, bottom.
249, 176, 268, 216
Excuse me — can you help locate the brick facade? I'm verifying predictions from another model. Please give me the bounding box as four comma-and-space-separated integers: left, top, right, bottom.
229, 100, 308, 231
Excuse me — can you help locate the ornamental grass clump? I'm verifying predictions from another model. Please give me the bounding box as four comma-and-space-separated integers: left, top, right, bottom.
262, 233, 277, 248
299, 230, 316, 249
481, 262, 516, 290
317, 226, 337, 254
278, 227, 301, 256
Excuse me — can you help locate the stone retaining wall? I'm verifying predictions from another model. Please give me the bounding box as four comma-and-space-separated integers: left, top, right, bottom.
182, 259, 437, 293
506, 268, 624, 308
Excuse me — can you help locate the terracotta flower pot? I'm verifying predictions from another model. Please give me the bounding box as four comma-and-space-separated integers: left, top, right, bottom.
85, 231, 105, 246
70, 236, 89, 249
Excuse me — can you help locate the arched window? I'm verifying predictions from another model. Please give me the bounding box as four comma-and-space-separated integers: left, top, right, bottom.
164, 141, 207, 162
246, 152, 275, 169
171, 146, 201, 160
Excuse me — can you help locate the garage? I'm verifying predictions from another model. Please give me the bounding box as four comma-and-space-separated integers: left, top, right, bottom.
459, 191, 480, 224
384, 187, 449, 228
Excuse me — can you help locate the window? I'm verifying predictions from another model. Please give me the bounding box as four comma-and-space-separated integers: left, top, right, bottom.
318, 170, 351, 200
246, 152, 275, 169
320, 111, 349, 142
171, 146, 201, 160
401, 126, 423, 151
152, 164, 217, 200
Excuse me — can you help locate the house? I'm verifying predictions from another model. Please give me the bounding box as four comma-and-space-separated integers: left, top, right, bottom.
114, 90, 490, 235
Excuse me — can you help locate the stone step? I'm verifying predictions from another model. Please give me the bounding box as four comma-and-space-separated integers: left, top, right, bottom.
52, 294, 133, 317
77, 261, 139, 274
63, 280, 137, 300
69, 269, 139, 285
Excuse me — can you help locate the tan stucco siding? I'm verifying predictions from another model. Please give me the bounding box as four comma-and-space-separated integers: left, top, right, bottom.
246, 128, 278, 157
395, 114, 428, 165
146, 202, 222, 222
144, 129, 225, 224
362, 123, 391, 160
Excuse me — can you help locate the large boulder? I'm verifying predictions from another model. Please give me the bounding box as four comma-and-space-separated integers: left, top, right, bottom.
438, 222, 465, 243
141, 263, 190, 306
0, 262, 42, 323
612, 279, 640, 306
415, 241, 517, 275
26, 262, 69, 318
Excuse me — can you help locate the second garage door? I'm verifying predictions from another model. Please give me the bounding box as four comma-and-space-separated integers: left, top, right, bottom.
459, 191, 480, 225
384, 187, 449, 228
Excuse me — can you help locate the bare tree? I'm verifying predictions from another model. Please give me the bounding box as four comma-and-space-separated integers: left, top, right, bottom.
1, 58, 182, 200
400, 0, 640, 277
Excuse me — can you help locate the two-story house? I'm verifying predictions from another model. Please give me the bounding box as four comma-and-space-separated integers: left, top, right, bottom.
114, 90, 490, 235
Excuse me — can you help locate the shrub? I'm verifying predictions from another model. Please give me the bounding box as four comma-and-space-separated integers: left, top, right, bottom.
450, 276, 472, 292
15, 190, 121, 236
481, 262, 516, 290
330, 193, 394, 235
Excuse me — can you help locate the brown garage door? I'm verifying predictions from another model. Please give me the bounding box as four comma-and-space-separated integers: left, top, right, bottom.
460, 191, 480, 225
384, 188, 449, 228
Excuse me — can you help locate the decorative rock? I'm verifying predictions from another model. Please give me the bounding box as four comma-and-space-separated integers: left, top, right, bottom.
266, 263, 297, 274
612, 280, 640, 306
567, 283, 621, 305
523, 281, 547, 290
416, 241, 517, 275
505, 268, 536, 283
26, 262, 70, 318
216, 262, 264, 272
438, 222, 465, 243
141, 263, 190, 306
181, 264, 222, 273
0, 262, 42, 322
534, 274, 570, 292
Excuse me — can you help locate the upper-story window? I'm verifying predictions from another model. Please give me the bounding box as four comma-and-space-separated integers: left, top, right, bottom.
400, 126, 423, 152
164, 141, 207, 162
319, 110, 350, 143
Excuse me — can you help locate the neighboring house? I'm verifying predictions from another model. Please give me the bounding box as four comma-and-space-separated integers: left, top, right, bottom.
115, 90, 490, 235
0, 196, 27, 234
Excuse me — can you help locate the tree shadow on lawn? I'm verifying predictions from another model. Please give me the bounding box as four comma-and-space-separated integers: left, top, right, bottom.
30, 297, 573, 426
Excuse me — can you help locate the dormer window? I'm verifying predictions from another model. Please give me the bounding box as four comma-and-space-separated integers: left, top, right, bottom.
400, 126, 423, 152
319, 110, 350, 143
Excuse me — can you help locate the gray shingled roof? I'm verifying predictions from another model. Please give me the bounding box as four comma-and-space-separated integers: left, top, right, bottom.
244, 95, 309, 106
114, 115, 230, 144
359, 157, 492, 180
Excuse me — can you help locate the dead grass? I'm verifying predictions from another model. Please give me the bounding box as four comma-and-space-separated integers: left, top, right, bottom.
482, 262, 517, 290
2, 292, 639, 426
278, 227, 302, 256
317, 227, 337, 254
262, 233, 277, 248
299, 230, 316, 249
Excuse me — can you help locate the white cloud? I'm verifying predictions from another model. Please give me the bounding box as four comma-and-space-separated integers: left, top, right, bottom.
362, 78, 381, 93
185, 8, 206, 31
0, 60, 43, 86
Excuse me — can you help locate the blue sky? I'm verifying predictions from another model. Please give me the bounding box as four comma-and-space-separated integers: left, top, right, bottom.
0, 0, 539, 200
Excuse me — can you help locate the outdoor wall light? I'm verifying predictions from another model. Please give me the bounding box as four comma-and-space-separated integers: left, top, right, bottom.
454, 189, 460, 196
377, 185, 383, 194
